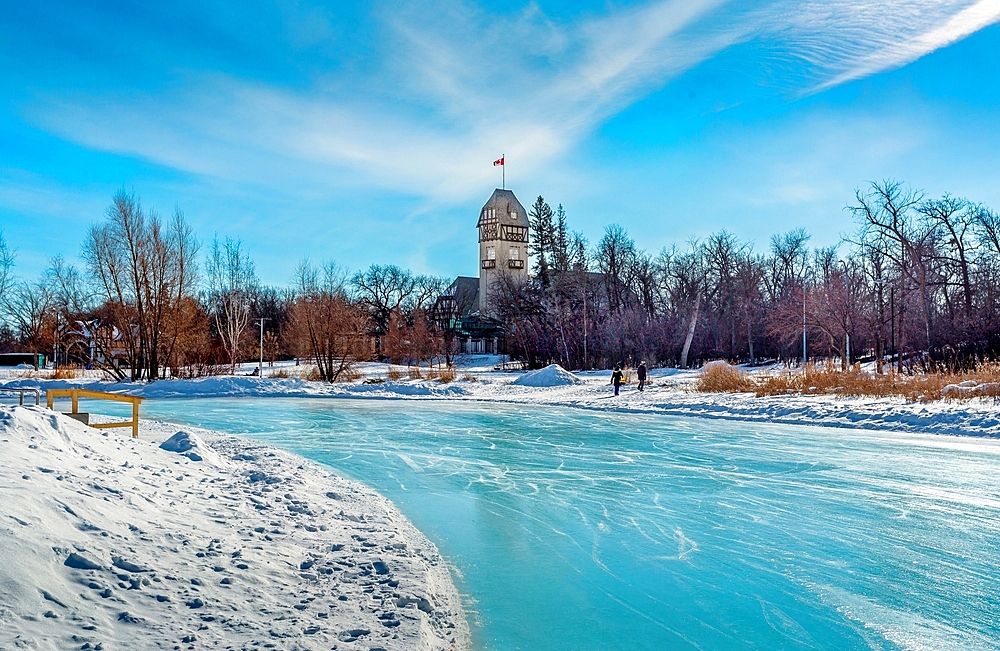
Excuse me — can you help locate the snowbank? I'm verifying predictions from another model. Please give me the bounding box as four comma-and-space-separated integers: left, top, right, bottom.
512, 364, 583, 387
0, 374, 473, 400
941, 381, 1000, 399
4, 366, 1000, 438
0, 405, 469, 650
158, 430, 226, 467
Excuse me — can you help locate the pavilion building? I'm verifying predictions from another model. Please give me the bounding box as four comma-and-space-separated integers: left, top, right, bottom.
432, 188, 530, 355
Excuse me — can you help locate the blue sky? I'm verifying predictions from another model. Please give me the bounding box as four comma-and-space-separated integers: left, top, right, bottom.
2, 0, 1000, 285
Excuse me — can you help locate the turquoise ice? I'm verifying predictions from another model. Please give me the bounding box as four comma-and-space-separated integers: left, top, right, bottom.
121, 398, 1000, 650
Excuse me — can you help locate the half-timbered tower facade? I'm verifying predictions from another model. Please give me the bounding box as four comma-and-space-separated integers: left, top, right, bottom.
478, 188, 529, 316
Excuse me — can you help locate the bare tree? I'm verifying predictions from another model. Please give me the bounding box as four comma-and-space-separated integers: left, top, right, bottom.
597, 224, 638, 314
206, 236, 257, 373
672, 246, 704, 369
290, 261, 369, 382
0, 231, 13, 303
83, 190, 199, 381
351, 265, 417, 357
2, 280, 53, 358
410, 275, 449, 312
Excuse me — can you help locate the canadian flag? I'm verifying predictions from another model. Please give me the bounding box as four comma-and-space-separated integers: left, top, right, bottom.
493, 156, 504, 166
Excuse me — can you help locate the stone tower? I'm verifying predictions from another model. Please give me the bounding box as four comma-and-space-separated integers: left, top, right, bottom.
477, 188, 529, 317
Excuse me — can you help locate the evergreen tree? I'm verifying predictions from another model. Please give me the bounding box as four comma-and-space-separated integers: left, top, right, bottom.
554, 204, 569, 272
529, 196, 555, 286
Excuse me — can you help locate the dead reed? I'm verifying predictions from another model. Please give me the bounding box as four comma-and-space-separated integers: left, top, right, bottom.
697, 361, 755, 393
53, 366, 79, 380
386, 366, 405, 381
426, 366, 456, 383
698, 361, 1000, 402
338, 368, 363, 383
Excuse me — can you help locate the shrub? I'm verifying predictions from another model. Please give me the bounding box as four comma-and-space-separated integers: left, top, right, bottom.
386, 366, 404, 381
427, 366, 456, 383
54, 366, 79, 380
701, 361, 1000, 402
338, 367, 362, 383
697, 361, 754, 393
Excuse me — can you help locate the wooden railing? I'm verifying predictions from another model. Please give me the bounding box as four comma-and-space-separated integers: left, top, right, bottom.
1, 388, 41, 406
46, 389, 144, 438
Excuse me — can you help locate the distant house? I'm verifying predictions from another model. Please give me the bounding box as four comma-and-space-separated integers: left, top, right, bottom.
0, 352, 46, 369
56, 320, 127, 369
432, 188, 531, 355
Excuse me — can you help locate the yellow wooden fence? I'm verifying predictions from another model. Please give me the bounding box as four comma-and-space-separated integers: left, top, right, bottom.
46, 389, 144, 438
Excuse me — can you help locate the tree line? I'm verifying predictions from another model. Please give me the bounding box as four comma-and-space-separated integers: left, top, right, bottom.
0, 190, 448, 380
2, 180, 999, 380
496, 180, 1000, 372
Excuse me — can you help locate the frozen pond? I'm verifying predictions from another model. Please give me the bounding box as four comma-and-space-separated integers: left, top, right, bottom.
99, 398, 1000, 650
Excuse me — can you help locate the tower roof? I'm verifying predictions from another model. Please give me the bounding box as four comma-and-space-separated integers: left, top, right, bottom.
477, 189, 529, 228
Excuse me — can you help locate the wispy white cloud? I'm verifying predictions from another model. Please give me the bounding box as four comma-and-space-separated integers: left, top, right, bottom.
772, 0, 1000, 91
26, 0, 1000, 204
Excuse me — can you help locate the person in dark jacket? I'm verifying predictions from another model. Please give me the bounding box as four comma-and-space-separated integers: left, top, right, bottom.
636, 361, 647, 391
611, 366, 624, 396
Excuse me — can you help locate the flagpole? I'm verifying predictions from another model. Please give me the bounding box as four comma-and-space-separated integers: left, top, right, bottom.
502, 154, 505, 190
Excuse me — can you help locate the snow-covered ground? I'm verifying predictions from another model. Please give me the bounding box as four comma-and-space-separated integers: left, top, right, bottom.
3, 360, 998, 438
0, 405, 469, 651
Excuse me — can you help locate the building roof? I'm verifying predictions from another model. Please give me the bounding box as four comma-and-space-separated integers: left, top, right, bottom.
440, 276, 480, 318
477, 188, 529, 228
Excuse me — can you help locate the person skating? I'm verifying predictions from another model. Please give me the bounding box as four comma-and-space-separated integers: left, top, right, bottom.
611, 366, 624, 396
636, 361, 647, 391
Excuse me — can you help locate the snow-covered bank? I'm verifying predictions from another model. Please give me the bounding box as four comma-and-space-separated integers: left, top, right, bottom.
3, 365, 999, 437
0, 406, 469, 651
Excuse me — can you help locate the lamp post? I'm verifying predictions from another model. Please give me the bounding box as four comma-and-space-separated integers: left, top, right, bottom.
840, 261, 851, 368
802, 281, 807, 365
256, 318, 269, 378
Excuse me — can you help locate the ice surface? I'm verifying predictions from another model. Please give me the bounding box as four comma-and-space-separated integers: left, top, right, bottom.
134, 398, 1000, 651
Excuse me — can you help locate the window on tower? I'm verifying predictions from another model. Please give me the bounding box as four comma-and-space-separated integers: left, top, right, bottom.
510, 247, 519, 260
487, 247, 496, 260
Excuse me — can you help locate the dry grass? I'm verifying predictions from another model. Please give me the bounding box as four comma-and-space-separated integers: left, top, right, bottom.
462, 372, 477, 382
173, 363, 228, 378
427, 366, 456, 383
301, 365, 323, 382
407, 365, 423, 380
338, 367, 363, 383
697, 362, 755, 393
698, 361, 1000, 402
9, 368, 53, 379
270, 368, 293, 379
53, 366, 80, 380
386, 366, 405, 381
